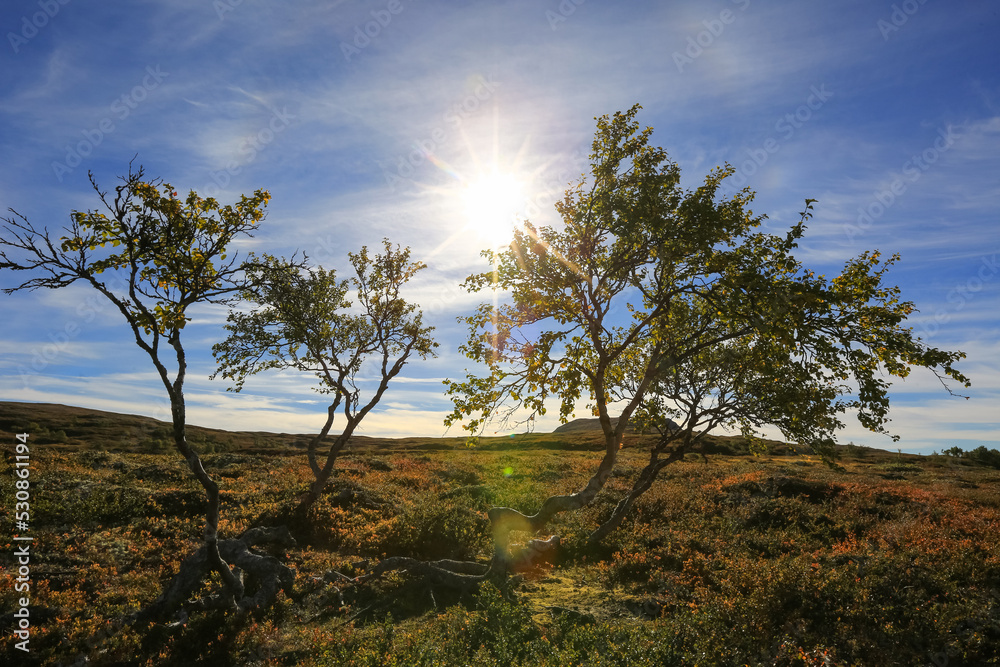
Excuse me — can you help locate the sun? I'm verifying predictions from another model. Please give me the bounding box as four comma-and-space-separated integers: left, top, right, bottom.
459, 169, 527, 247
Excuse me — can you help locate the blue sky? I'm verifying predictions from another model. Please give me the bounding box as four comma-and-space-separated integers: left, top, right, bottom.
1, 0, 997, 454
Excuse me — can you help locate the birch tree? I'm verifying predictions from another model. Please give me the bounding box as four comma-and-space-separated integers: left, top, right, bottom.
0, 164, 296, 615
212, 239, 437, 524
444, 105, 969, 573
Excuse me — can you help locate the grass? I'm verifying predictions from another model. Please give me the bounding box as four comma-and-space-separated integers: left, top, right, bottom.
1, 402, 999, 666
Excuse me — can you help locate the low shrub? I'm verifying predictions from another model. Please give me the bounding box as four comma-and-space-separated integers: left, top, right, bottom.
378, 493, 491, 561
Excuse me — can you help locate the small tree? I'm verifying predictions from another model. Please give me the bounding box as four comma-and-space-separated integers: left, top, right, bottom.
0, 164, 294, 615
445, 105, 969, 572
212, 238, 437, 524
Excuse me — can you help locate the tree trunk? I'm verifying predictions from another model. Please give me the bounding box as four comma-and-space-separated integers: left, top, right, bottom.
289, 410, 368, 524
586, 447, 684, 548
488, 446, 619, 577
168, 389, 244, 605
291, 431, 351, 523
587, 439, 691, 549
306, 403, 338, 478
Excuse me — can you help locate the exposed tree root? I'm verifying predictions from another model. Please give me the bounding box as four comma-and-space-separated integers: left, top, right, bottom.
359, 557, 490, 589
322, 532, 563, 614
131, 526, 296, 624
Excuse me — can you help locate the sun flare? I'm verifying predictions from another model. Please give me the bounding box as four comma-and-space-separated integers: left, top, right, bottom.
459, 169, 527, 247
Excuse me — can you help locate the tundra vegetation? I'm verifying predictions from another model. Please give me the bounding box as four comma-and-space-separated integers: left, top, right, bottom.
1, 107, 990, 666
1, 413, 999, 666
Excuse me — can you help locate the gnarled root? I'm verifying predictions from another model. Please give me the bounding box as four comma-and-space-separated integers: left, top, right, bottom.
132, 526, 296, 624
354, 557, 490, 590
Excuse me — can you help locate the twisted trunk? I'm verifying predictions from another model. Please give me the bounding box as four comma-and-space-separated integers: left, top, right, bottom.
489, 441, 619, 576
167, 390, 247, 607
133, 527, 296, 623
587, 444, 688, 548
293, 426, 354, 521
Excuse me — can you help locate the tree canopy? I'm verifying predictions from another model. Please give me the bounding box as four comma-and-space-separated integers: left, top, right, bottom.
1, 164, 268, 343
447, 104, 968, 456
445, 104, 970, 560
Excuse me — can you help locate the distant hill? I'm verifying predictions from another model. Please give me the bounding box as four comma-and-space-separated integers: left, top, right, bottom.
552, 417, 632, 434
0, 401, 463, 453
2, 401, 893, 459
552, 417, 679, 434
0, 402, 634, 453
